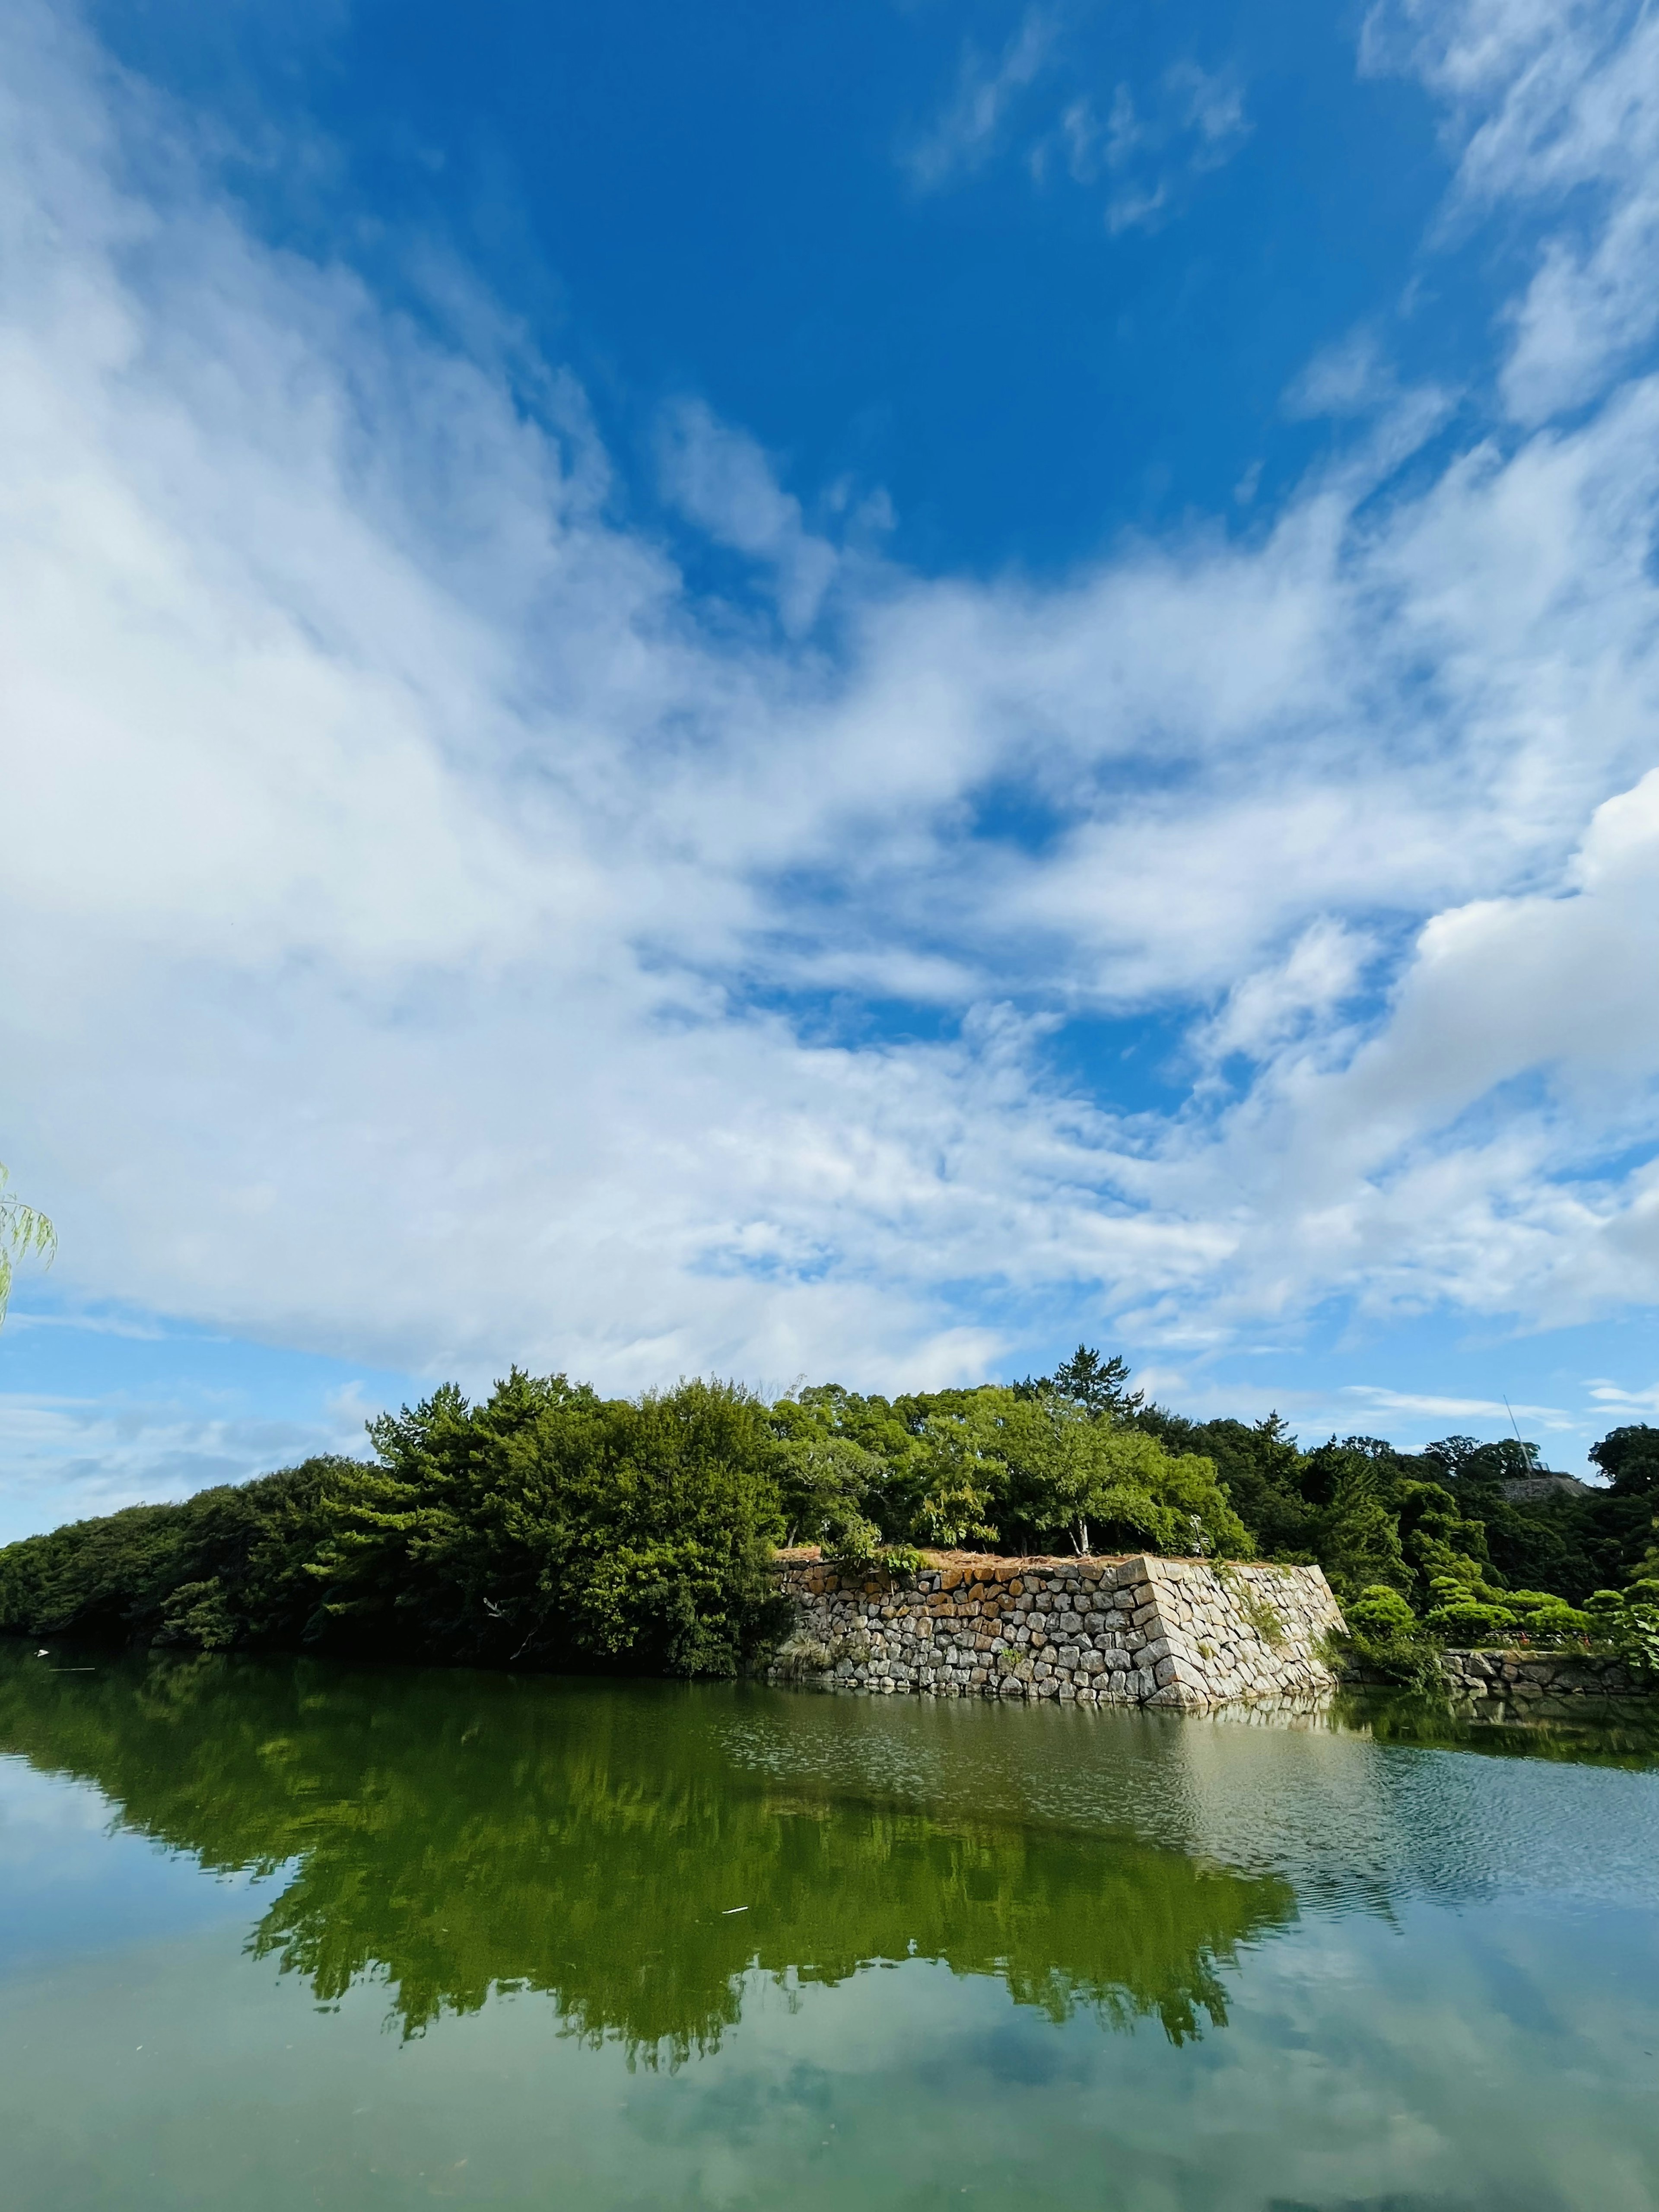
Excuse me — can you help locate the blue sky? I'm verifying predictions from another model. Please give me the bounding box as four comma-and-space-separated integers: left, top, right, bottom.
2, 0, 1658, 1537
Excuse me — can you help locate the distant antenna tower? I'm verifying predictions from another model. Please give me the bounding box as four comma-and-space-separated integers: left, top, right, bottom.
1501, 1394, 1539, 1469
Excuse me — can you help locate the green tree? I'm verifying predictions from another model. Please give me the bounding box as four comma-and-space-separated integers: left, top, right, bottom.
1310, 1448, 1410, 1602
1590, 1426, 1659, 1497
0, 1458, 353, 1646
1016, 1344, 1146, 1420
1394, 1479, 1492, 1606
1173, 1414, 1316, 1557
929, 1390, 1250, 1560
312, 1373, 785, 1677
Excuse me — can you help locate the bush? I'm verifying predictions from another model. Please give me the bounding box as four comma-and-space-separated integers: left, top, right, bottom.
1338, 1584, 1439, 1687
1425, 1594, 1518, 1645
1420, 1571, 1592, 1650
1344, 1585, 1418, 1640
1583, 1583, 1659, 1677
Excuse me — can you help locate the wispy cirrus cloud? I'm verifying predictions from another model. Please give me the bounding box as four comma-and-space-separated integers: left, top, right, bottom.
906, 11, 1249, 229
903, 8, 1055, 188
1053, 59, 1251, 232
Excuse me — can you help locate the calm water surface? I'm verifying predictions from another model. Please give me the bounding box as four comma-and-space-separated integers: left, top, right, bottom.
2, 1643, 1658, 2211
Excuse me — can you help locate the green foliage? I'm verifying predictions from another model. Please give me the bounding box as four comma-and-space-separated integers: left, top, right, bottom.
1421, 1570, 1591, 1649
0, 1459, 351, 1647
1583, 1582, 1659, 1677
1345, 1585, 1418, 1640
1014, 1344, 1146, 1421
2, 1344, 1655, 1684
1132, 1391, 1659, 1629
0, 1644, 1299, 2053
1590, 1426, 1659, 1496
770, 1384, 980, 1552
315, 1373, 787, 1677
772, 1421, 885, 1563
876, 1541, 928, 1580
1423, 1433, 1539, 1501
1309, 1449, 1412, 1603
774, 1381, 1249, 1562
975, 1393, 1249, 1559
155, 1578, 239, 1650
0, 1380, 785, 1681
1339, 1583, 1440, 1687
1150, 1413, 1317, 1557
0, 1162, 56, 1326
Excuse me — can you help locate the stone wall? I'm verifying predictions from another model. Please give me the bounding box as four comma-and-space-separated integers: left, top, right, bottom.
1439, 1648, 1653, 1704
765, 1550, 1345, 1710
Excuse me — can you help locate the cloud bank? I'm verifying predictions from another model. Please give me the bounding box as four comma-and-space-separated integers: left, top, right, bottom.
0, 0, 1657, 1407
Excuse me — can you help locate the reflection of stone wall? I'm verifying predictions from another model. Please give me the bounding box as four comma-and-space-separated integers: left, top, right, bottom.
767, 1551, 1345, 1710
1439, 1649, 1653, 1703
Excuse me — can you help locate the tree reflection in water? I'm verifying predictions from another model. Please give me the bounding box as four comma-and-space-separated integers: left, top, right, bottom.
0, 1645, 1297, 2061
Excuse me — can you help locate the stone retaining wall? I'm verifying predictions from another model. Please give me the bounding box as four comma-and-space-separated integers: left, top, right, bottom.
1439, 1648, 1653, 1703
766, 1550, 1345, 1710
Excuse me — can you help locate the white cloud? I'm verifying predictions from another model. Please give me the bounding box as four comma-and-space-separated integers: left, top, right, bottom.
1586, 1377, 1659, 1416
4, 1311, 165, 1340
915, 22, 1249, 231
1169, 61, 1251, 157
1195, 920, 1375, 1065
657, 399, 841, 636
1337, 1386, 1576, 1429
903, 9, 1053, 189
1285, 329, 1396, 418
0, 1392, 369, 1542
1051, 61, 1251, 232
0, 0, 1657, 1428
1366, 0, 1659, 418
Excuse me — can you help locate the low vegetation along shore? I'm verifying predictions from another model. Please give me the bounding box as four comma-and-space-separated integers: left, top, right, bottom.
1, 1350, 1656, 1683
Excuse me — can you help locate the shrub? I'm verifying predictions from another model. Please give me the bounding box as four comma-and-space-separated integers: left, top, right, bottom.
1416, 1567, 1593, 1649
1345, 1585, 1418, 1640
1334, 1583, 1443, 1690
1583, 1583, 1659, 1677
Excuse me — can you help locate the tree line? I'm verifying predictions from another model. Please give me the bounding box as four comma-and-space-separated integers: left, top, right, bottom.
1, 1348, 1655, 1677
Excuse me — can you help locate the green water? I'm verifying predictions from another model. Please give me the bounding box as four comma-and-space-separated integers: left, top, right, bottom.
2, 1644, 1658, 2211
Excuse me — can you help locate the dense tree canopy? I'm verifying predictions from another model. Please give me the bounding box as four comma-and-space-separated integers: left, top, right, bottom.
2, 1348, 1655, 1678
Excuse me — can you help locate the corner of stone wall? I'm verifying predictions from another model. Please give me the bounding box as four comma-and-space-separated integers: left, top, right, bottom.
764, 1548, 1346, 1711
1130, 1556, 1347, 1708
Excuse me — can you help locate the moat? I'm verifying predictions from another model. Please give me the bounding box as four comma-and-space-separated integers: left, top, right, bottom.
2, 1640, 1657, 2209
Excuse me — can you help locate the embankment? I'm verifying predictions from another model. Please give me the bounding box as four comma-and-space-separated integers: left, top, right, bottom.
1438, 1648, 1652, 1705
766, 1550, 1344, 1710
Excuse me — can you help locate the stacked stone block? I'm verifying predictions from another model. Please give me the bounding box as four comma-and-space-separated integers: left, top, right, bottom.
1438, 1648, 1651, 1704
766, 1551, 1345, 1710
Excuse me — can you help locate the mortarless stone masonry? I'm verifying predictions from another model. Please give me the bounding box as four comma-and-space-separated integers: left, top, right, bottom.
1437, 1648, 1652, 1703
765, 1549, 1346, 1710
